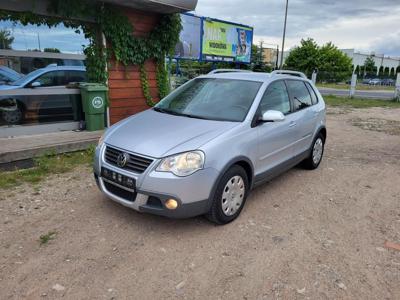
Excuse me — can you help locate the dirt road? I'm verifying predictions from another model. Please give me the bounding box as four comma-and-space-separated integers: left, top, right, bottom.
1, 106, 400, 299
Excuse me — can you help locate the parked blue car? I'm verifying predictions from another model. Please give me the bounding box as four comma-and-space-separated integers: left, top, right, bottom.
0, 65, 86, 125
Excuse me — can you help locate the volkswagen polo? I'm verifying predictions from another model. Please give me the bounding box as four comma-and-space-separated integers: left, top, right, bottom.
94, 70, 326, 224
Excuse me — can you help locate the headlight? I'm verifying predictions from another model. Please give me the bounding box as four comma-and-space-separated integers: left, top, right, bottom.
156, 151, 205, 176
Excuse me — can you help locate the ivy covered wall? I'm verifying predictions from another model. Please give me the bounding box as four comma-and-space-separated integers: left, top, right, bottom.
0, 0, 182, 123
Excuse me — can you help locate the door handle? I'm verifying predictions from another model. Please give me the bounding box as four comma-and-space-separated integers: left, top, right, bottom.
289, 121, 296, 128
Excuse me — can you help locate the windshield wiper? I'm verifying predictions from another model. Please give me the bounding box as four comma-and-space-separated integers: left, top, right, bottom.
154, 107, 213, 120
153, 107, 175, 114
177, 113, 211, 120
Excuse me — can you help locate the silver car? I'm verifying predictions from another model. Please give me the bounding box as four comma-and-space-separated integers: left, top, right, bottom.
94, 70, 326, 224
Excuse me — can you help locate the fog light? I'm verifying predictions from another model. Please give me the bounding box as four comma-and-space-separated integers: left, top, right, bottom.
165, 199, 178, 210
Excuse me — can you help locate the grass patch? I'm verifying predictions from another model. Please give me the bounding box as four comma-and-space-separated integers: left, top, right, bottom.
317, 83, 395, 91
0, 146, 95, 190
324, 95, 400, 109
39, 231, 57, 245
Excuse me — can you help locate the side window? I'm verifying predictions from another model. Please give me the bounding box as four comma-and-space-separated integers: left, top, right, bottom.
34, 71, 55, 87
34, 71, 69, 87
68, 71, 87, 83
305, 82, 318, 105
286, 80, 313, 111
259, 81, 291, 115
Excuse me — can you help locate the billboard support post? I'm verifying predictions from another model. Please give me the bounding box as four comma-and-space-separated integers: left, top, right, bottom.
350, 74, 357, 98
311, 71, 317, 85
395, 73, 400, 101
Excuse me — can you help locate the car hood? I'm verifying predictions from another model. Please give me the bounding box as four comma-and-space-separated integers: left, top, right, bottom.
105, 109, 239, 158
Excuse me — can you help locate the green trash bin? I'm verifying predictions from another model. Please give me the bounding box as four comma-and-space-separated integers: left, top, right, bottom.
79, 83, 108, 131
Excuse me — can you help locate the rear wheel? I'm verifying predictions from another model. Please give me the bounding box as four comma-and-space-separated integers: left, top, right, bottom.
206, 165, 249, 225
302, 133, 325, 170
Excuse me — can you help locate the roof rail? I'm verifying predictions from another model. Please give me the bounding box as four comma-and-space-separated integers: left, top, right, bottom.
208, 69, 253, 75
271, 70, 308, 79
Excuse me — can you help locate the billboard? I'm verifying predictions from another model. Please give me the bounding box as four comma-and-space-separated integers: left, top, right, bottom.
174, 14, 202, 60
174, 14, 253, 64
202, 19, 253, 63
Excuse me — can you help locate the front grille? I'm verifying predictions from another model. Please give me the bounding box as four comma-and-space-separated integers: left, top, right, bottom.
104, 181, 136, 202
105, 146, 153, 174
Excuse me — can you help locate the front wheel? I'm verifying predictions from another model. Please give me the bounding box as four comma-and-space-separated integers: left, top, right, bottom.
1, 102, 23, 125
206, 165, 249, 225
302, 133, 325, 170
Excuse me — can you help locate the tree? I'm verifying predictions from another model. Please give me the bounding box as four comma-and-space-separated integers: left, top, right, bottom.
383, 67, 390, 77
355, 65, 360, 76
0, 29, 14, 49
378, 66, 384, 77
251, 44, 272, 72
284, 38, 319, 78
284, 38, 352, 82
363, 56, 375, 77
318, 42, 352, 82
44, 48, 61, 53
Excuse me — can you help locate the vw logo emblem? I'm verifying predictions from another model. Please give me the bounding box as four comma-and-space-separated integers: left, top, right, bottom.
117, 153, 128, 168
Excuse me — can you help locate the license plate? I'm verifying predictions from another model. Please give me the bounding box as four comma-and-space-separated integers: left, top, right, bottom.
101, 167, 136, 190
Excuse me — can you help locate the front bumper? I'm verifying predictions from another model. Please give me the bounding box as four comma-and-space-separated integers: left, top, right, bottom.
93, 144, 219, 219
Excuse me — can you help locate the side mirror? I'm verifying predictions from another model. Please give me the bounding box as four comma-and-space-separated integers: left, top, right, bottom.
260, 110, 285, 122
30, 81, 41, 88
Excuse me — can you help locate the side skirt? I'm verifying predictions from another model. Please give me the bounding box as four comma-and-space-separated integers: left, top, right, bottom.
253, 149, 310, 188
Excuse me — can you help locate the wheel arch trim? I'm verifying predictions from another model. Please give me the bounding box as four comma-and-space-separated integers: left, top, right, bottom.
205, 156, 255, 211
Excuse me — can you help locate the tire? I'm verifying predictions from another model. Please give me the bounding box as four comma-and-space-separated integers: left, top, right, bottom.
1, 102, 23, 125
302, 133, 325, 170
206, 165, 249, 225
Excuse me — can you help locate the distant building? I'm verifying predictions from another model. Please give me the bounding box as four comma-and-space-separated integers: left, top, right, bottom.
341, 49, 400, 76
262, 47, 279, 68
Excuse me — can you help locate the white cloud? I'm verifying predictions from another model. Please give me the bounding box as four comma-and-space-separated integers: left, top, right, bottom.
195, 0, 400, 55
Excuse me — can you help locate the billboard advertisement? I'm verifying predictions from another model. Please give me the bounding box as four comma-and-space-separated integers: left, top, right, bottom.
174, 14, 202, 60
202, 19, 253, 63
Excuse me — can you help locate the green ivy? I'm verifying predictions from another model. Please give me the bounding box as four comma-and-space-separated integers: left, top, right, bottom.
156, 60, 170, 99
0, 0, 181, 105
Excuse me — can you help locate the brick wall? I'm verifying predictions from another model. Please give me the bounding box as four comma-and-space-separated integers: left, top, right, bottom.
107, 9, 161, 125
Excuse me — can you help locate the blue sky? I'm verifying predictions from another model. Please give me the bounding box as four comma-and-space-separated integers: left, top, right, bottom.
0, 21, 88, 54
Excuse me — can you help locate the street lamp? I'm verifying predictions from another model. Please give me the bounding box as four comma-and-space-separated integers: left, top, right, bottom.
280, 0, 289, 69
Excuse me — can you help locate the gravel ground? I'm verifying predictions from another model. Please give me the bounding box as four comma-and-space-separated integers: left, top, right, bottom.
1, 106, 400, 300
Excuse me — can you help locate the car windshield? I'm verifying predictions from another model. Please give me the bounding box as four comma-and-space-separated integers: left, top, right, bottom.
154, 78, 262, 122
10, 69, 44, 86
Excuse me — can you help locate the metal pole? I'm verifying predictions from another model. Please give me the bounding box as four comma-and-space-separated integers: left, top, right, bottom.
280, 0, 289, 69
37, 33, 41, 51
276, 45, 279, 70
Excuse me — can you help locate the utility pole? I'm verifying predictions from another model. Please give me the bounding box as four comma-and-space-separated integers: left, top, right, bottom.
37, 33, 41, 51
280, 0, 289, 69
276, 45, 279, 70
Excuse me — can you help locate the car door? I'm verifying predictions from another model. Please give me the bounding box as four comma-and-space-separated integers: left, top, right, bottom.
28, 70, 73, 119
256, 80, 298, 175
286, 80, 318, 155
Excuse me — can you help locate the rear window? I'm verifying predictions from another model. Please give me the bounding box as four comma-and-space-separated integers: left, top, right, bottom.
305, 82, 319, 105
286, 80, 313, 111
